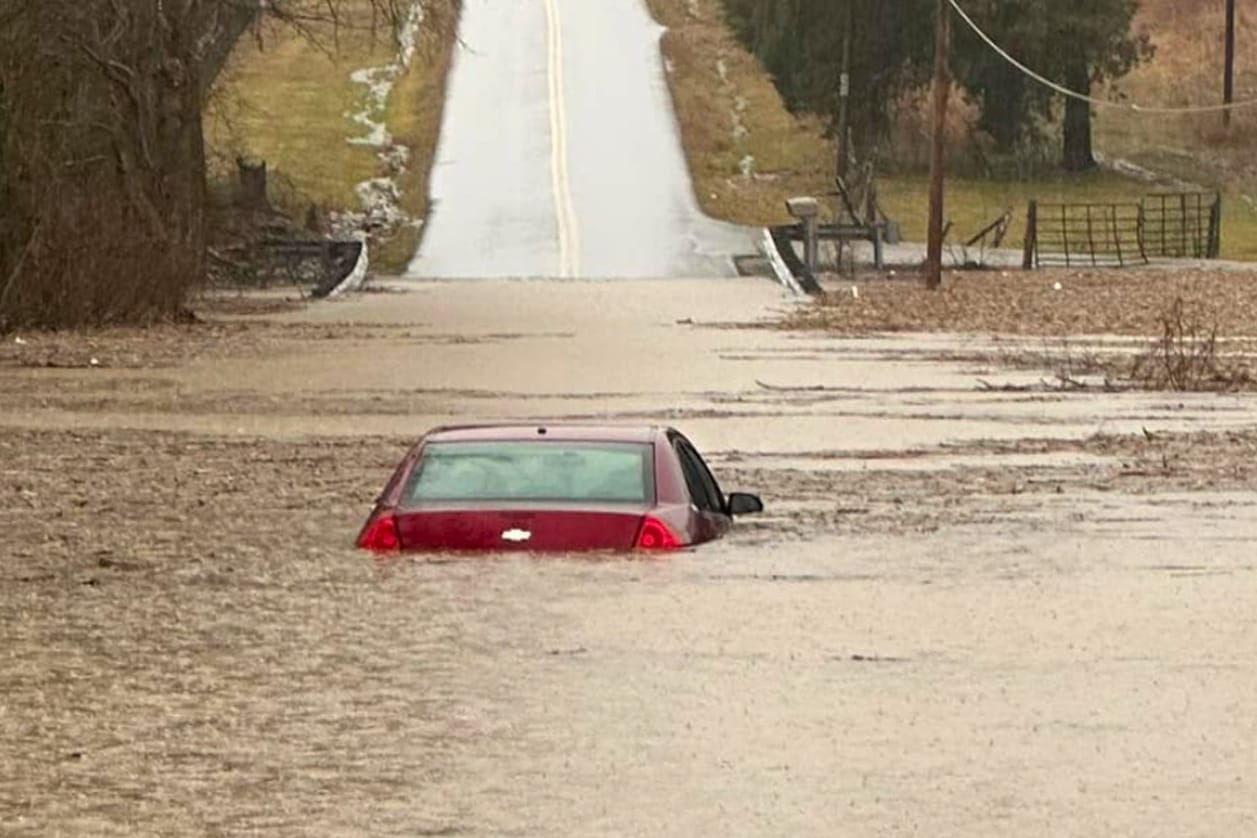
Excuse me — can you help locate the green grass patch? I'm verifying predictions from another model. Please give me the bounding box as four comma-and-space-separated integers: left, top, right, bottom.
643, 0, 834, 226
206, 0, 458, 273
208, 23, 387, 211
886, 173, 1257, 262
882, 170, 1145, 248
373, 1, 458, 271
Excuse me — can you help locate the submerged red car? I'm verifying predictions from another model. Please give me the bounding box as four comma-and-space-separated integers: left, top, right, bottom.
356, 424, 763, 552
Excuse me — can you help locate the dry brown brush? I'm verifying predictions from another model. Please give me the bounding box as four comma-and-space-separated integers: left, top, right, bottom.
1130, 296, 1253, 391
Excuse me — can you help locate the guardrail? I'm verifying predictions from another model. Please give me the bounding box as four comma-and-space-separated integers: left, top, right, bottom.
208, 238, 365, 297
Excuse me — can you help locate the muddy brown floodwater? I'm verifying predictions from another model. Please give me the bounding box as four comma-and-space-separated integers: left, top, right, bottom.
2, 279, 1256, 836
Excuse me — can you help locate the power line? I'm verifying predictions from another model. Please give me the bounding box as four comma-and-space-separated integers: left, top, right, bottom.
948, 0, 1257, 115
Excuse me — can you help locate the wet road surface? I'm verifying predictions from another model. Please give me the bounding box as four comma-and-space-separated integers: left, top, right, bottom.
408, 0, 751, 279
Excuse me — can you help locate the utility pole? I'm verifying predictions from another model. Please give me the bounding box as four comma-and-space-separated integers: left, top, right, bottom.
925, 0, 951, 290
835, 0, 854, 181
1224, 0, 1237, 129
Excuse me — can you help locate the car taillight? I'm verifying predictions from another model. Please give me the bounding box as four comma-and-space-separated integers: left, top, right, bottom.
357, 513, 400, 552
635, 517, 680, 550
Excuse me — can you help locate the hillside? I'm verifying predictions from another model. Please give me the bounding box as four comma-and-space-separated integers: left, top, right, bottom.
205, 0, 457, 272
1097, 0, 1257, 194
649, 0, 1257, 260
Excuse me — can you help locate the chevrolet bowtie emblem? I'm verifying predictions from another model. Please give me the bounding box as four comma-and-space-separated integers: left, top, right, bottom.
501, 528, 533, 543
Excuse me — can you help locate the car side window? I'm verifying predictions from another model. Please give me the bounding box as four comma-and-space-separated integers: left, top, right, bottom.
673, 442, 708, 509
685, 443, 726, 513
673, 438, 724, 513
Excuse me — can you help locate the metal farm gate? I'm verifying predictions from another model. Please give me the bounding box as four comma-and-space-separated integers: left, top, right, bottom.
1023, 201, 1146, 268
1140, 192, 1222, 259
1023, 192, 1222, 269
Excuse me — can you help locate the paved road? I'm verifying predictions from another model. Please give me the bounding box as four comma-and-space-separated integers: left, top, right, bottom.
407, 0, 751, 279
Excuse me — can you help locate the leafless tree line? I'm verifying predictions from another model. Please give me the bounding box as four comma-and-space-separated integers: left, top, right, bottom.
0, 0, 446, 331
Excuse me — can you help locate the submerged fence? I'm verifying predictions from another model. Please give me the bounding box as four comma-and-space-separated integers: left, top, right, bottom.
1024, 192, 1222, 269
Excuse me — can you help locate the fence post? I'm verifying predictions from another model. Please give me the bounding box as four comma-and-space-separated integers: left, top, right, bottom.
1111, 207, 1125, 267
236, 156, 270, 211
1085, 204, 1097, 266
1022, 201, 1037, 270
1136, 203, 1149, 264
1209, 194, 1223, 259
1159, 195, 1167, 257
1179, 193, 1189, 257
1061, 204, 1071, 267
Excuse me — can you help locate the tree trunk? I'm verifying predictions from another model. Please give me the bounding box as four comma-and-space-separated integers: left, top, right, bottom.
198, 0, 264, 99
1062, 58, 1095, 172
977, 77, 1024, 153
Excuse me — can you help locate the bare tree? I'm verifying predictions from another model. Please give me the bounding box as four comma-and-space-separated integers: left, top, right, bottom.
0, 0, 450, 331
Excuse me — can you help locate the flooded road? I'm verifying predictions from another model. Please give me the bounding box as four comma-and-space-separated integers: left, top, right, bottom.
5, 507, 1255, 836
3, 281, 1257, 835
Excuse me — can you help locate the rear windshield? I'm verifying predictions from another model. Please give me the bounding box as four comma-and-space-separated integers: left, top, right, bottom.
404, 441, 655, 504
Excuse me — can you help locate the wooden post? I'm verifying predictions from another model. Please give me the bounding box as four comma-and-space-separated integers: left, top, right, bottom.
1141, 202, 1151, 262
1210, 194, 1223, 259
805, 217, 819, 275
1085, 204, 1097, 266
1180, 192, 1189, 257
1160, 194, 1168, 256
925, 0, 951, 289
1022, 201, 1038, 270
1111, 206, 1125, 267
1061, 204, 1071, 267
1225, 0, 1237, 129
836, 0, 854, 180
237, 156, 270, 211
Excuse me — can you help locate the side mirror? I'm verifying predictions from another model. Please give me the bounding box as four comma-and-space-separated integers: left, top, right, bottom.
726, 492, 764, 517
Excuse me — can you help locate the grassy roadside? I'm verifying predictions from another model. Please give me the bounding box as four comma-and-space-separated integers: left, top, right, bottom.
642, 0, 834, 226
206, 0, 458, 273
646, 0, 1257, 260
374, 0, 459, 270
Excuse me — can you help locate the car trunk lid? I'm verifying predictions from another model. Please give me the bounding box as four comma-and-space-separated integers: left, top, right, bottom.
395, 505, 648, 552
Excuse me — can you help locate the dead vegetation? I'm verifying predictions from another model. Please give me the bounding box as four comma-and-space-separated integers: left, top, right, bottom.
786, 269, 1257, 391
716, 425, 1257, 539
1100, 0, 1257, 169
0, 428, 405, 571
790, 269, 1257, 336
1129, 295, 1255, 390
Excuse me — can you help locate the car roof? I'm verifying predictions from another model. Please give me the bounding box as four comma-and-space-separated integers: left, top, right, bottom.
422, 423, 669, 445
